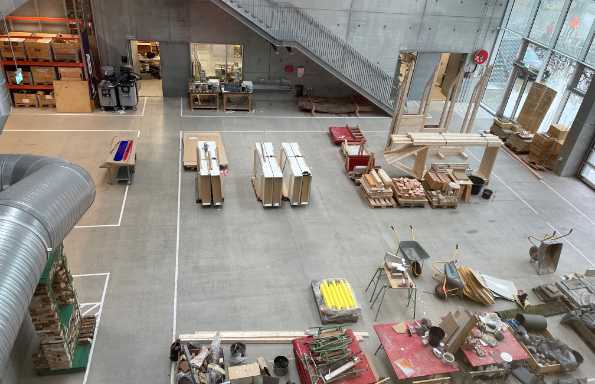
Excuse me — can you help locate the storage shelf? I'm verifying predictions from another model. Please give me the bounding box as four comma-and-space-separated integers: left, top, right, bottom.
5, 16, 81, 24
0, 34, 79, 40
8, 84, 53, 90
2, 60, 83, 68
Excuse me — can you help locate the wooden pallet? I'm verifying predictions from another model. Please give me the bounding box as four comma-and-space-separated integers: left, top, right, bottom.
397, 198, 427, 208
367, 196, 397, 208
428, 200, 457, 209
14, 102, 37, 108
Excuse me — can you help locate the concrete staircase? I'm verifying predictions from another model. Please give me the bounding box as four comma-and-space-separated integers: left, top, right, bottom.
209, 0, 395, 114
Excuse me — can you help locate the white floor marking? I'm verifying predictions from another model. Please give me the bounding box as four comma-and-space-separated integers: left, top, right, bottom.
172, 131, 182, 341
82, 303, 100, 317
117, 185, 129, 226
82, 272, 110, 384
539, 180, 595, 225
72, 272, 110, 278
79, 302, 102, 307
75, 185, 129, 229
9, 97, 147, 118
141, 96, 148, 117
4, 129, 140, 133
468, 151, 592, 264
178, 97, 389, 119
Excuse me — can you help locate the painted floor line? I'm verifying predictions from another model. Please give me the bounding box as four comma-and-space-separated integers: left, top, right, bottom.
9, 97, 147, 118
82, 272, 110, 384
172, 131, 182, 341
72, 272, 110, 278
75, 185, 129, 229
539, 179, 595, 226
4, 129, 140, 133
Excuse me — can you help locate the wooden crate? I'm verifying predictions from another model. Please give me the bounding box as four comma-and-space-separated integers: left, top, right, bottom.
13, 92, 39, 107
519, 329, 561, 374
58, 67, 83, 81
0, 37, 26, 60
37, 92, 56, 108
51, 39, 80, 61
31, 67, 57, 85
6, 70, 32, 85
25, 38, 53, 61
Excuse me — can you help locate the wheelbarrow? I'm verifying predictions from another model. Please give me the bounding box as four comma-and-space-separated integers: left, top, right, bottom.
431, 245, 465, 300
385, 225, 430, 277
528, 229, 573, 275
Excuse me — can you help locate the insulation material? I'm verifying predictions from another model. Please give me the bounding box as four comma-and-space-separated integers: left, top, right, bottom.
311, 279, 361, 324
195, 141, 223, 206
279, 143, 311, 206
252, 143, 283, 207
478, 273, 519, 301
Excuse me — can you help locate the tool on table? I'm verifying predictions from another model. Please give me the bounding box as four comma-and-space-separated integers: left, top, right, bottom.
528, 229, 572, 275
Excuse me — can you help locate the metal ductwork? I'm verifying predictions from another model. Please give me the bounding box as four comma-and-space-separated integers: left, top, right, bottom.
0, 154, 95, 373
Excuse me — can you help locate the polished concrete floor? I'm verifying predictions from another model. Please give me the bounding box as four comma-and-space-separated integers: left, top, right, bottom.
4, 97, 595, 384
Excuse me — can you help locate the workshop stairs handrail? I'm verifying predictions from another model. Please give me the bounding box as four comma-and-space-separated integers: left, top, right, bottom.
210, 0, 395, 114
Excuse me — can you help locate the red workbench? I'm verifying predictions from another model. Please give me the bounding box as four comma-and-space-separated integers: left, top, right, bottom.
373, 323, 459, 381
293, 329, 377, 384
460, 327, 528, 367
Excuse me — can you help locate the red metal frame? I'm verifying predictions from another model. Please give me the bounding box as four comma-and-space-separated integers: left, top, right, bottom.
2, 60, 83, 68
0, 34, 79, 40
5, 16, 82, 24
8, 84, 53, 90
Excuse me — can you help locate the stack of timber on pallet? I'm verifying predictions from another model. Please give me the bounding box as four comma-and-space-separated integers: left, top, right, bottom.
528, 124, 569, 170
252, 142, 283, 207
360, 169, 396, 208
506, 130, 534, 154
195, 141, 224, 206
78, 316, 96, 344
425, 188, 458, 209
29, 246, 81, 370
517, 83, 557, 134
423, 168, 459, 208
490, 117, 521, 141
279, 143, 312, 205
182, 132, 228, 170
391, 177, 427, 207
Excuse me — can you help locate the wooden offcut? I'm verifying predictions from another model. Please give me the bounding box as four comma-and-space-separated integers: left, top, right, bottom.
279, 143, 311, 206
53, 80, 93, 113
195, 141, 223, 206
252, 143, 283, 207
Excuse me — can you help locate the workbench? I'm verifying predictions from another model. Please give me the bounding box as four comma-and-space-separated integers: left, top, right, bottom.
460, 327, 528, 368
293, 329, 377, 384
100, 137, 136, 185
222, 91, 253, 111
365, 265, 417, 321
189, 92, 219, 110
373, 323, 459, 383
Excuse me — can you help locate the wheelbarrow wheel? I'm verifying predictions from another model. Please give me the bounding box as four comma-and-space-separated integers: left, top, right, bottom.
411, 261, 422, 277
434, 283, 447, 300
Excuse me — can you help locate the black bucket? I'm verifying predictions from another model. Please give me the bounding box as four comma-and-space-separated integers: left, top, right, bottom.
273, 355, 289, 376
469, 175, 485, 195
428, 326, 445, 347
482, 188, 493, 200
229, 342, 247, 365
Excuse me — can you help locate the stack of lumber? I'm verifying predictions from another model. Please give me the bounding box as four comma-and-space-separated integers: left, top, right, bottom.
78, 315, 96, 344
424, 169, 451, 191
457, 266, 495, 305
506, 130, 534, 154
182, 132, 228, 170
426, 189, 458, 209
29, 253, 81, 370
392, 177, 427, 207
252, 142, 283, 207
279, 143, 312, 206
490, 117, 521, 141
360, 169, 396, 208
195, 141, 224, 206
517, 83, 557, 133
528, 125, 568, 170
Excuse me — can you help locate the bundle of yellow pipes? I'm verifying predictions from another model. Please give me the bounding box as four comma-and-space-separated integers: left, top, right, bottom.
319, 279, 357, 310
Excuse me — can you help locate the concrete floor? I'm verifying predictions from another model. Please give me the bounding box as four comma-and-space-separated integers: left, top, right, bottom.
3, 97, 595, 384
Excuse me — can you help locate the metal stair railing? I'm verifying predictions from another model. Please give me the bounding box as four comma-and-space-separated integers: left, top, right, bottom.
213, 0, 395, 113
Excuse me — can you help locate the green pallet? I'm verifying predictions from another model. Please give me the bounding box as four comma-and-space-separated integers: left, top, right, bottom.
36, 342, 91, 376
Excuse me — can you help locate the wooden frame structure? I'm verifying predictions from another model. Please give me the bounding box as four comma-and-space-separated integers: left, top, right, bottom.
384, 132, 503, 181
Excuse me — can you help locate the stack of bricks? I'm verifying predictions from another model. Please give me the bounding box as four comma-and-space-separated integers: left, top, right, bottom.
29, 248, 81, 370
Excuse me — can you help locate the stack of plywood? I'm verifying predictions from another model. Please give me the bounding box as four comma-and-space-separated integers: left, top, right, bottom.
360, 169, 396, 208
517, 83, 557, 134
252, 142, 283, 207
195, 141, 223, 206
528, 125, 568, 170
490, 117, 521, 141
29, 249, 81, 370
392, 177, 427, 207
279, 142, 312, 206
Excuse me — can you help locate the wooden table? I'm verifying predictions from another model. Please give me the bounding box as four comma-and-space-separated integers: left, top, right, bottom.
373, 323, 459, 383
365, 265, 417, 321
448, 170, 472, 202
100, 137, 136, 185
189, 92, 219, 110
222, 91, 253, 111
460, 327, 528, 368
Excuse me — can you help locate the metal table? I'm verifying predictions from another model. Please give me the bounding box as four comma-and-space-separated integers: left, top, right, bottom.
365, 265, 417, 321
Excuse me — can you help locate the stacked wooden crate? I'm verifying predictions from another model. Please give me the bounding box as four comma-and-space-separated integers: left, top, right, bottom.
426, 189, 458, 208
423, 169, 458, 208
392, 177, 427, 207
528, 124, 569, 170
51, 37, 80, 61
0, 37, 26, 59
31, 67, 56, 85
360, 169, 396, 208
195, 141, 223, 206
517, 83, 557, 133
252, 142, 283, 207
279, 143, 312, 206
506, 130, 534, 154
24, 38, 53, 61
29, 246, 81, 371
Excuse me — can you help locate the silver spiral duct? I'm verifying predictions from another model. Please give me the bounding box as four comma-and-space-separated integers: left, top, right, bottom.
0, 155, 95, 373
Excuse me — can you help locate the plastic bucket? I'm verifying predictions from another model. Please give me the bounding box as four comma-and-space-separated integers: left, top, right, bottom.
273, 355, 289, 376
428, 326, 445, 347
469, 175, 485, 195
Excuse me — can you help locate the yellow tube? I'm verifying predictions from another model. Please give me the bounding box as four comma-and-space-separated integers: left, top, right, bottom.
342, 281, 356, 308
329, 281, 342, 309
335, 280, 347, 309
339, 280, 353, 309
320, 281, 331, 308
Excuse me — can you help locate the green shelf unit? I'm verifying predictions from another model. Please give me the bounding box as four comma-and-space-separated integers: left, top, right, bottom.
39, 245, 63, 285
36, 342, 91, 376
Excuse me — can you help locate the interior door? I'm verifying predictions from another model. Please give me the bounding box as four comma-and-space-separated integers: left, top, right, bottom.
160, 41, 191, 97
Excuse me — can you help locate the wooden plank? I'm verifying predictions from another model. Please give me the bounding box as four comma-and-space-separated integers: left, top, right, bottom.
179, 331, 369, 343
53, 80, 92, 113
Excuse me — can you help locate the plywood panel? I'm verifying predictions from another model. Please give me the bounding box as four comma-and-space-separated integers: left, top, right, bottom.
53, 80, 93, 113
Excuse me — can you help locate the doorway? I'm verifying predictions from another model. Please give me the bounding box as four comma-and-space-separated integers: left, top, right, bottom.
190, 43, 243, 82
130, 40, 162, 97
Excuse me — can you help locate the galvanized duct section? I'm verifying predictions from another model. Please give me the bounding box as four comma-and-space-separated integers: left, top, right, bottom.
0, 155, 95, 373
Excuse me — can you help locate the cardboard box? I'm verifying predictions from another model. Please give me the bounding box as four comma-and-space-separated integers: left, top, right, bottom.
25, 38, 53, 61
58, 67, 83, 80
228, 363, 261, 384
6, 70, 32, 85
547, 123, 569, 141
517, 83, 557, 133
36, 92, 56, 108
13, 93, 39, 107
31, 67, 57, 85
0, 37, 27, 60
